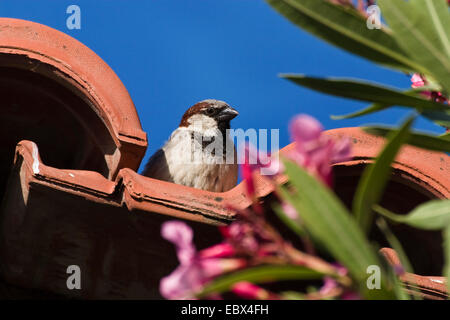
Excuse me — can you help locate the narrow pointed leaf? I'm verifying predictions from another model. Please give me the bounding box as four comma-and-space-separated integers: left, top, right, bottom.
374, 200, 450, 231
331, 103, 390, 120
422, 110, 450, 128
266, 0, 426, 73
443, 226, 450, 293
379, 0, 450, 94
415, 0, 450, 59
283, 75, 448, 112
280, 161, 394, 299
331, 90, 422, 120
198, 265, 322, 297
363, 126, 450, 153
353, 116, 414, 232
376, 218, 414, 275
442, 132, 450, 141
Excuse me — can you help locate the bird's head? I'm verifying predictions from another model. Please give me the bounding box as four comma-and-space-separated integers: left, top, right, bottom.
179, 99, 238, 132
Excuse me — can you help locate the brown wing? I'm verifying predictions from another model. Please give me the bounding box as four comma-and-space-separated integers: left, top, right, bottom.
141, 148, 173, 182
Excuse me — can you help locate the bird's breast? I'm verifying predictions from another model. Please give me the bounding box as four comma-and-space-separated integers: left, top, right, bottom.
163, 128, 238, 192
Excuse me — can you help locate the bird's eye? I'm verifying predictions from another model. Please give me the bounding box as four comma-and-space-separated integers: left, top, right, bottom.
206, 107, 215, 115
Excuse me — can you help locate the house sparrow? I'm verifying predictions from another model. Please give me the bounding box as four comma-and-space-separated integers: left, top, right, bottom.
143, 99, 239, 192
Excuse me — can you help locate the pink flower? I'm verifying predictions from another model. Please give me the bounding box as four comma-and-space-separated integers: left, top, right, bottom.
231, 281, 278, 300
431, 91, 448, 104
318, 264, 347, 297
161, 220, 195, 265
334, 263, 348, 277
219, 217, 281, 259
411, 73, 448, 104
242, 161, 255, 198
199, 243, 235, 259
411, 74, 448, 132
319, 277, 338, 295
160, 221, 246, 299
240, 114, 351, 192
288, 114, 352, 186
241, 143, 283, 198
239, 114, 351, 205
289, 114, 323, 144
220, 221, 260, 253
411, 73, 425, 88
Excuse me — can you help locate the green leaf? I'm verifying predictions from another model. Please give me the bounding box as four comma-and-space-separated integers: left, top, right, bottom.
387, 264, 412, 301
363, 126, 450, 153
331, 103, 390, 120
281, 161, 394, 299
353, 116, 414, 233
198, 265, 322, 297
413, 83, 444, 93
443, 226, 450, 293
283, 75, 448, 113
376, 218, 414, 300
421, 110, 450, 128
266, 0, 426, 73
376, 218, 414, 275
442, 132, 450, 140
379, 0, 450, 94
374, 200, 450, 230
415, 0, 450, 59
331, 90, 425, 120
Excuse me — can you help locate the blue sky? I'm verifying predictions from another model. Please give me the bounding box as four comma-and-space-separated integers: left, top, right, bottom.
1, 0, 443, 172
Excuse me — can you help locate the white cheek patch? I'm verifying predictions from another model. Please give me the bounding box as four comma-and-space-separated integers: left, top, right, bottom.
187, 114, 218, 133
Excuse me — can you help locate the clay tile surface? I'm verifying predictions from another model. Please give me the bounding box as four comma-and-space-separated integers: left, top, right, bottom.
325, 127, 450, 199
0, 17, 147, 185
381, 248, 448, 300
1, 128, 448, 298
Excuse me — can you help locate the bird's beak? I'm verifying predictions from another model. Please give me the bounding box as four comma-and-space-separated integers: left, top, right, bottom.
217, 106, 239, 121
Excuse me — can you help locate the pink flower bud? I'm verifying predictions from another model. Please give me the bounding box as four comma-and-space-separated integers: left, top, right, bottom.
231, 281, 275, 300
242, 162, 256, 198
411, 73, 425, 88
319, 277, 338, 295
201, 258, 247, 278
199, 243, 235, 259
287, 114, 352, 185
289, 114, 323, 145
